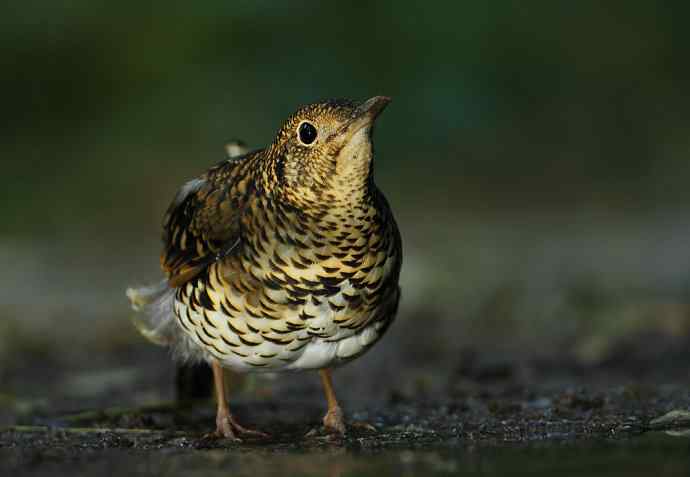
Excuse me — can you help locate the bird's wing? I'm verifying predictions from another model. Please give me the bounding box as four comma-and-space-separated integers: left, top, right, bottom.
224, 139, 248, 159
160, 154, 253, 287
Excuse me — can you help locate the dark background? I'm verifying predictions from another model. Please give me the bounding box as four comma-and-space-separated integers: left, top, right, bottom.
2, 1, 690, 419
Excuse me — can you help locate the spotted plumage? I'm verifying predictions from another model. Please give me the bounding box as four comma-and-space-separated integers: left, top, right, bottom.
127, 96, 401, 438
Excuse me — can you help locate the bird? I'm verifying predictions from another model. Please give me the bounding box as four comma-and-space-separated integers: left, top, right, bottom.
127, 96, 402, 440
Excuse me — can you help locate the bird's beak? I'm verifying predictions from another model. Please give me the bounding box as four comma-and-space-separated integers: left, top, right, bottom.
331, 96, 391, 140
355, 95, 391, 121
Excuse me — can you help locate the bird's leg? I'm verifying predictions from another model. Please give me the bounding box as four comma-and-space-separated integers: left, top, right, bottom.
319, 368, 346, 435
210, 360, 268, 440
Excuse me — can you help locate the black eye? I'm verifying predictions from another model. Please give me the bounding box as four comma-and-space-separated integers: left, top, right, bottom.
298, 121, 317, 145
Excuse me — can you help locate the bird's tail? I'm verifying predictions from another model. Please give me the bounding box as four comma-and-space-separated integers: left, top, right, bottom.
126, 279, 176, 346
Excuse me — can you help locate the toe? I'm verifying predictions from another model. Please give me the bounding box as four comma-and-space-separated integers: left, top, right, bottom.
323, 406, 346, 435
225, 414, 269, 439
351, 421, 377, 433
216, 420, 242, 441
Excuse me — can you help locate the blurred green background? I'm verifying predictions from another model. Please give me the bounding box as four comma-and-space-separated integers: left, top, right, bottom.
2, 1, 690, 412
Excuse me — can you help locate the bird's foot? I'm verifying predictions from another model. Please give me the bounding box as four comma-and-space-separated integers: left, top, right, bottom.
323, 405, 346, 435
206, 409, 269, 442
304, 406, 346, 439
305, 408, 377, 439
351, 421, 377, 433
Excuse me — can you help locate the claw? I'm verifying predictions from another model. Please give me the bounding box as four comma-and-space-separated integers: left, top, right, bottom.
213, 410, 269, 441
352, 421, 377, 432
323, 406, 346, 435
209, 361, 269, 442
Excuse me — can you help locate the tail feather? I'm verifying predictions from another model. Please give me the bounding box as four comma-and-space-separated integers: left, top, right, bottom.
126, 279, 176, 346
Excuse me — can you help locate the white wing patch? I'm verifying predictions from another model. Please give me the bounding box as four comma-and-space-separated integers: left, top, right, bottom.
172, 178, 206, 207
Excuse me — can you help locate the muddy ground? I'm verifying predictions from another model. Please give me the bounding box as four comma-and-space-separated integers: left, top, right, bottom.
3, 332, 690, 476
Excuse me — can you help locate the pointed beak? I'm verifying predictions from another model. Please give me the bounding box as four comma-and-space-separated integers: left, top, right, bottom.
355, 95, 391, 121
332, 96, 391, 140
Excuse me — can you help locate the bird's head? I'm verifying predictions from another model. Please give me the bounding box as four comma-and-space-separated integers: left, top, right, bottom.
264, 96, 390, 206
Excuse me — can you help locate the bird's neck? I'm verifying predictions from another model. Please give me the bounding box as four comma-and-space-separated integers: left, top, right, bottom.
259, 163, 374, 213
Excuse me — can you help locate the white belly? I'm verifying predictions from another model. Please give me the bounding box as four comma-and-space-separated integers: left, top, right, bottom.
284, 320, 384, 371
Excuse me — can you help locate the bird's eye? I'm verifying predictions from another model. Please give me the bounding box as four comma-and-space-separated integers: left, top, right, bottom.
298, 121, 318, 145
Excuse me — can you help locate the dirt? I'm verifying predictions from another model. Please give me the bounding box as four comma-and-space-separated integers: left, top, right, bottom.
3, 344, 690, 453
3, 331, 690, 476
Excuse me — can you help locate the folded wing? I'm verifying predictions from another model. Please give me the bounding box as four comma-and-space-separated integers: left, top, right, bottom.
160, 154, 254, 287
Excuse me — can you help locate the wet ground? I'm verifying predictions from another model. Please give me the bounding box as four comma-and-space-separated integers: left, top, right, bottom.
3, 334, 690, 476
3, 433, 688, 477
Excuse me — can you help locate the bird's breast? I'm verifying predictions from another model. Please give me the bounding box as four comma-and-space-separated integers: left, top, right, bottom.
172, 195, 401, 371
